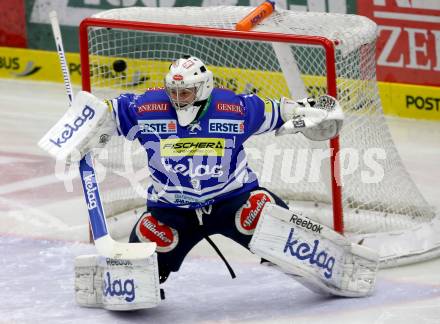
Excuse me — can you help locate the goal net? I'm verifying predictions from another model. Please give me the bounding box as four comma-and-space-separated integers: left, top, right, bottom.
79, 6, 440, 266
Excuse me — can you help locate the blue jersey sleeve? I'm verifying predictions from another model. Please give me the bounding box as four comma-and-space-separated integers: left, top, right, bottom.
239, 94, 284, 135
108, 93, 140, 141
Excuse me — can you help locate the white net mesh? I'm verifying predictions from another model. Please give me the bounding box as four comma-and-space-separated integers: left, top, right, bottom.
83, 6, 435, 238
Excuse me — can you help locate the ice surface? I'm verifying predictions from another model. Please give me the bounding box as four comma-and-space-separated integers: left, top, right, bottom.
0, 79, 439, 323
1, 236, 440, 324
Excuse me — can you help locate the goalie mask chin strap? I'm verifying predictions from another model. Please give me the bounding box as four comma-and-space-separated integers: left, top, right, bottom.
195, 207, 236, 279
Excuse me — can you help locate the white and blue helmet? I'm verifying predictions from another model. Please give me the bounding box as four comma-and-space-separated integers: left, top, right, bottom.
165, 56, 214, 126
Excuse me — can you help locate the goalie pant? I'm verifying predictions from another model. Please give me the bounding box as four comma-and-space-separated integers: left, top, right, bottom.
129, 186, 289, 283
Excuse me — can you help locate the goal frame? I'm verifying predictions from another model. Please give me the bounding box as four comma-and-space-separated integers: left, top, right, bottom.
78, 17, 344, 233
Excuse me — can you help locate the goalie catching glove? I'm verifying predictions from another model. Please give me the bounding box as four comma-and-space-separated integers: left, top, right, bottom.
276, 95, 344, 141
38, 91, 116, 163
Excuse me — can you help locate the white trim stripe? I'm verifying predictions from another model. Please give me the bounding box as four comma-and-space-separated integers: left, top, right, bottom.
254, 101, 274, 135
110, 98, 123, 135
268, 99, 280, 132
254, 114, 272, 135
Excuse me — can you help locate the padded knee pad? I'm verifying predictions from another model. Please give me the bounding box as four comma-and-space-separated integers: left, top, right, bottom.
135, 212, 179, 253
235, 189, 275, 235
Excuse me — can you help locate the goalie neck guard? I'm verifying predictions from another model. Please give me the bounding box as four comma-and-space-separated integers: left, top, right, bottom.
164, 56, 214, 127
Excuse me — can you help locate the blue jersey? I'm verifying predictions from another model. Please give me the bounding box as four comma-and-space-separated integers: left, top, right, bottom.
110, 88, 283, 209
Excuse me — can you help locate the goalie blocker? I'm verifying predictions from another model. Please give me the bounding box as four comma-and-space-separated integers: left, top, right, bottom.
38, 91, 116, 164
250, 203, 379, 297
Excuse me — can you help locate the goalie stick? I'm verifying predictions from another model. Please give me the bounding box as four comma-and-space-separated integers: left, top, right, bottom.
49, 11, 156, 259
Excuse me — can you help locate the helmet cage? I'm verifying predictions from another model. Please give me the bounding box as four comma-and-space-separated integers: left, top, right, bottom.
165, 81, 204, 111
164, 56, 214, 126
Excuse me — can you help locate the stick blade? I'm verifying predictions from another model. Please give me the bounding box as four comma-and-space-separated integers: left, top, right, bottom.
95, 236, 156, 259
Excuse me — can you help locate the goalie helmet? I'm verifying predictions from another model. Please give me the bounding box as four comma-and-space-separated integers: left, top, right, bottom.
164, 56, 214, 127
